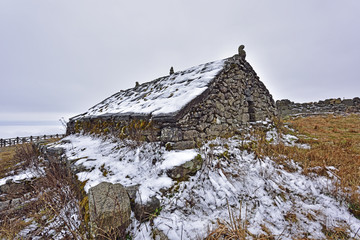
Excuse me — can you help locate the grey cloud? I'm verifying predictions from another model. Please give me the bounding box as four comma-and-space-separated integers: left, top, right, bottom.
0, 0, 359, 120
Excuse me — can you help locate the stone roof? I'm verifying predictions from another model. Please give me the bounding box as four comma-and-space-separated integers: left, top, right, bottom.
72, 58, 226, 121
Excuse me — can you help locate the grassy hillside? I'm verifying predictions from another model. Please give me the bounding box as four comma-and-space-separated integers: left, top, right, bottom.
288, 115, 360, 220
1, 114, 359, 239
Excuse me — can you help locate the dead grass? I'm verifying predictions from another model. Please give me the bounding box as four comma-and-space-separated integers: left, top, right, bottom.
209, 114, 360, 239
0, 137, 63, 179
247, 114, 360, 220
287, 114, 360, 216
206, 202, 275, 240
0, 143, 89, 239
206, 202, 250, 240
0, 146, 18, 179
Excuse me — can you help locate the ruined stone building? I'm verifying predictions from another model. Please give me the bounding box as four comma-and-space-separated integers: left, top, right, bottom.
277, 98, 360, 117
67, 46, 277, 149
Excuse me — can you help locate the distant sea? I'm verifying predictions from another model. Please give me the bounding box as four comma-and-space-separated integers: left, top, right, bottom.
0, 121, 65, 139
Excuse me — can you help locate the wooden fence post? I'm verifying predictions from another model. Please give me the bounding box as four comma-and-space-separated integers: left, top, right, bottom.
0, 134, 65, 148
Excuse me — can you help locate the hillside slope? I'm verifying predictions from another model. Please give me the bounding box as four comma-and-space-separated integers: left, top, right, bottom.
1, 115, 360, 239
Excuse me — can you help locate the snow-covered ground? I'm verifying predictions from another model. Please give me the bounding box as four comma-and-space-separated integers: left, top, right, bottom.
47, 126, 360, 239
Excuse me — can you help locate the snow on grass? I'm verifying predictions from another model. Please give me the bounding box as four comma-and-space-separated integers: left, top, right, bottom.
0, 167, 44, 186
73, 59, 225, 119
50, 133, 360, 239
146, 138, 360, 239
53, 135, 199, 202
265, 125, 311, 149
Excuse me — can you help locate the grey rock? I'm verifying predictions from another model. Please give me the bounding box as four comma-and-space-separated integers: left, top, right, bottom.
183, 130, 198, 140
152, 228, 169, 240
238, 45, 246, 59
172, 141, 196, 150
88, 182, 131, 238
0, 200, 10, 211
160, 127, 182, 142
197, 123, 207, 132
133, 196, 161, 222
166, 154, 203, 181
125, 184, 140, 200
46, 147, 65, 156
343, 99, 354, 106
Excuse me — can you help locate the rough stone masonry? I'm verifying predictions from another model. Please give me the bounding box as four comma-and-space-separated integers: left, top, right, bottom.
67, 46, 277, 149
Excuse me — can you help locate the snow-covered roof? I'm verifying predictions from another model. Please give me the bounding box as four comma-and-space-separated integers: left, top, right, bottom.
73, 58, 226, 120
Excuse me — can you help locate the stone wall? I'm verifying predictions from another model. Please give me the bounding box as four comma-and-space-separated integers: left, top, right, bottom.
276, 97, 360, 117
67, 54, 277, 149
158, 54, 277, 149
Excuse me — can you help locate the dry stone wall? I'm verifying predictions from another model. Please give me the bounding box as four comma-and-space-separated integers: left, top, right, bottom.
67, 54, 277, 149
158, 55, 277, 149
276, 97, 360, 117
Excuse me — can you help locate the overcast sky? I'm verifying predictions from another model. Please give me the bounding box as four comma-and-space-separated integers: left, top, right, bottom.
1, 0, 359, 122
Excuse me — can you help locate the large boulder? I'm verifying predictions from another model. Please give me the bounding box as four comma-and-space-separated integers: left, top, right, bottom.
88, 182, 131, 239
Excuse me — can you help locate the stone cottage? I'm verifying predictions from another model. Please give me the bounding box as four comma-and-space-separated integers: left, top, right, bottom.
67, 46, 277, 148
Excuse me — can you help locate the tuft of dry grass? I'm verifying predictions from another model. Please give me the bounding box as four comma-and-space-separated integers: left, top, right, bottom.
206, 202, 249, 240
206, 201, 275, 240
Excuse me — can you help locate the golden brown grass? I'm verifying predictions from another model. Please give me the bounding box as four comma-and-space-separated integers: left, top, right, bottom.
206, 202, 276, 240
252, 114, 360, 219
249, 115, 359, 185
0, 146, 17, 179
207, 114, 360, 239
287, 114, 360, 219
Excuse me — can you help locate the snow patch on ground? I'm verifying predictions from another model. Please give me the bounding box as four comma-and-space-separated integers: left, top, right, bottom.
49, 132, 360, 239
53, 135, 199, 203
0, 167, 44, 186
